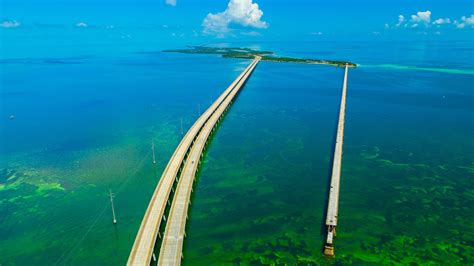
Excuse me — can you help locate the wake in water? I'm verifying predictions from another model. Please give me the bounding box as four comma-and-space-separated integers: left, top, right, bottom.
361, 64, 474, 75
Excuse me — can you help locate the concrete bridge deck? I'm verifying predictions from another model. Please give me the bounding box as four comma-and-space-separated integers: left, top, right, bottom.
127, 57, 260, 265
157, 57, 260, 265
127, 57, 258, 265
324, 64, 349, 257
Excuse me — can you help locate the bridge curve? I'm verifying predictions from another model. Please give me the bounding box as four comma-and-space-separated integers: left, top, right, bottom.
158, 57, 260, 265
128, 57, 260, 265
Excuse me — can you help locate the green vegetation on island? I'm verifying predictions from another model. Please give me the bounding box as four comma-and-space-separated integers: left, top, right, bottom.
163, 46, 357, 67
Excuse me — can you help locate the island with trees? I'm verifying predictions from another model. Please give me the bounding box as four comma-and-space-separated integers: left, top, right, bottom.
163, 46, 357, 68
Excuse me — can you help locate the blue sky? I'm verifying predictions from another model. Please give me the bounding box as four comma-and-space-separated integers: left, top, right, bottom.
1, 0, 473, 56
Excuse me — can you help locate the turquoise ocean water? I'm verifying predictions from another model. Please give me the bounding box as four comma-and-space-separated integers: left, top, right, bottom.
1, 41, 473, 264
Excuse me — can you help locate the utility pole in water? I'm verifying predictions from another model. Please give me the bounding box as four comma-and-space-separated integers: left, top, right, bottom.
109, 189, 117, 224
152, 140, 156, 165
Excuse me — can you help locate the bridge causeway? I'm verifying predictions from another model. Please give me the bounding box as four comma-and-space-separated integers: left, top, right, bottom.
157, 56, 260, 265
324, 64, 349, 257
127, 57, 260, 265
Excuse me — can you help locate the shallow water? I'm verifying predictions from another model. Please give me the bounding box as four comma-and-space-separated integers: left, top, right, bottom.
362, 64, 474, 75
1, 41, 473, 265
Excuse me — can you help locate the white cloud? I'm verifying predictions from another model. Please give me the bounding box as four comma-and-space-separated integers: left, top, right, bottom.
75, 22, 88, 28
389, 11, 462, 29
454, 21, 464, 29
396, 15, 405, 27
388, 11, 474, 31
455, 15, 474, 29
433, 18, 451, 25
203, 12, 231, 34
203, 0, 268, 35
0, 20, 21, 28
388, 12, 432, 29
165, 0, 176, 6
411, 10, 431, 24
310, 31, 323, 36
462, 15, 474, 26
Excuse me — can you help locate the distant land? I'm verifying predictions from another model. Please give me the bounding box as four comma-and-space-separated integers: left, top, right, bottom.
163, 46, 357, 68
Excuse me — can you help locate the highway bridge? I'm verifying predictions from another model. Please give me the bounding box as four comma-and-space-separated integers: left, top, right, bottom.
324, 64, 349, 257
127, 57, 260, 265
